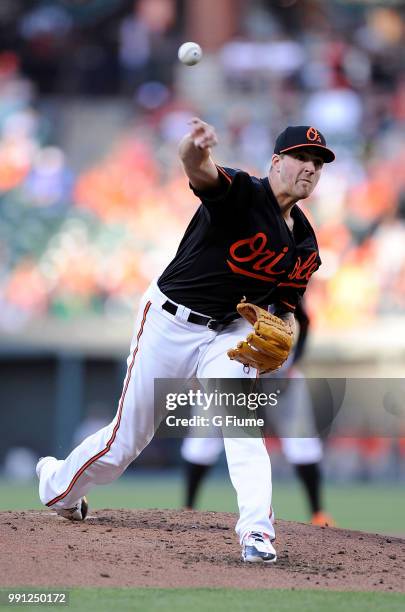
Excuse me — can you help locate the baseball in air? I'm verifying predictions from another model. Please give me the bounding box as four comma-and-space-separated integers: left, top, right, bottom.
178, 42, 202, 66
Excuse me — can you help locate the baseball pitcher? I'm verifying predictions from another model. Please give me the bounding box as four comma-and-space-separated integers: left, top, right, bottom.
37, 118, 335, 564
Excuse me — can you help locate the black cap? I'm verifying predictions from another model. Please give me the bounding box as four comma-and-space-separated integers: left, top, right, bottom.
274, 126, 335, 163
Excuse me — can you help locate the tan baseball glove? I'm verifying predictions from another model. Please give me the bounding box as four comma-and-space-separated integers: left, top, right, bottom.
227, 302, 294, 374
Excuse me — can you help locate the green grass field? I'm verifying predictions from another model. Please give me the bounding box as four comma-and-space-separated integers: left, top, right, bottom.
0, 588, 404, 612
0, 472, 403, 535
1, 473, 404, 611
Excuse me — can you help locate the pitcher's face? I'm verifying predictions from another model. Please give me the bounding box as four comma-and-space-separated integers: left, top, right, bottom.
274, 150, 324, 200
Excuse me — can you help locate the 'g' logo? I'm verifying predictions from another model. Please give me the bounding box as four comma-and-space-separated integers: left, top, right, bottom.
306, 127, 322, 143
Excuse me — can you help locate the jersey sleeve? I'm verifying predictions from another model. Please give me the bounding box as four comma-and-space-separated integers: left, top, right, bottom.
292, 300, 310, 364
270, 286, 304, 314
189, 166, 253, 211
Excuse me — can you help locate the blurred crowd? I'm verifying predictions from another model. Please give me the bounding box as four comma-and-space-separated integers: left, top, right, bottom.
0, 0, 404, 334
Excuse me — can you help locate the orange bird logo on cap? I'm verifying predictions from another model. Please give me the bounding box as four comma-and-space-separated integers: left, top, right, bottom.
306, 127, 322, 143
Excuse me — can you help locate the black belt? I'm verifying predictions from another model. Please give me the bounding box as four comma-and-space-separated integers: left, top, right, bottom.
162, 300, 226, 331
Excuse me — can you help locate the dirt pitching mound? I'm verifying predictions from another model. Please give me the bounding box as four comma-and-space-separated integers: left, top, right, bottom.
1, 509, 404, 591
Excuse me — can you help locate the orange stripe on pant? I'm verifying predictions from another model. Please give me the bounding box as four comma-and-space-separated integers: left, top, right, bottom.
46, 300, 152, 507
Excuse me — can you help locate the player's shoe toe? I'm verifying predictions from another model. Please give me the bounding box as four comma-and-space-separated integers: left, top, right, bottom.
36, 457, 88, 521
56, 497, 89, 521
242, 531, 277, 563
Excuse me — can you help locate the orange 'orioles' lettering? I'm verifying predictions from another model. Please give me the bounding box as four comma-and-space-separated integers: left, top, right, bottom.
288, 251, 318, 281
227, 232, 318, 284
227, 232, 288, 281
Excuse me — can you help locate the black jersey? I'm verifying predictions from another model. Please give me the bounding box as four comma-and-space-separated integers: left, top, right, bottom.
158, 167, 321, 321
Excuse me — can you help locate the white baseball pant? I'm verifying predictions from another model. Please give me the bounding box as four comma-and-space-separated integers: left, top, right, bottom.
38, 280, 274, 543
